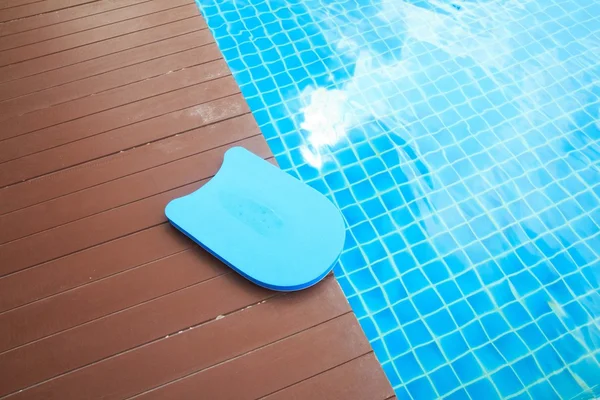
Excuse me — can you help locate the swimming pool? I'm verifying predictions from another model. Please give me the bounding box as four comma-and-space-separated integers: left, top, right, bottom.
196, 0, 600, 398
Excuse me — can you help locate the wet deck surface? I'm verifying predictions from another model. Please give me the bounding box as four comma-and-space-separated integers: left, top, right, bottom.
0, 1, 394, 399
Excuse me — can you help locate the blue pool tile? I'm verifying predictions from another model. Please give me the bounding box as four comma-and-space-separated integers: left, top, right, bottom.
430, 365, 461, 396
453, 353, 483, 384
336, 275, 355, 296
372, 215, 395, 236
553, 334, 585, 364
571, 357, 600, 389
463, 320, 489, 348
372, 172, 395, 191
383, 279, 408, 304
392, 251, 417, 274
497, 253, 525, 276
481, 313, 510, 339
359, 317, 378, 339
415, 342, 446, 371
550, 252, 577, 275
531, 262, 559, 285
404, 320, 433, 347
439, 330, 468, 360
565, 273, 595, 296
381, 191, 404, 211
535, 344, 565, 375
349, 268, 377, 292
562, 301, 589, 326
425, 308, 457, 337
394, 386, 411, 400
549, 370, 583, 400
351, 221, 377, 242
444, 388, 469, 400
495, 332, 528, 362
393, 300, 419, 325
413, 288, 444, 316
371, 259, 397, 283
422, 261, 450, 284
412, 242, 437, 265
529, 381, 561, 400
363, 240, 387, 264
466, 378, 500, 400
340, 248, 366, 273
402, 223, 427, 245
489, 281, 516, 307
373, 308, 399, 334
456, 270, 481, 295
509, 270, 541, 297
390, 206, 412, 225
582, 292, 600, 317
347, 295, 366, 319
582, 265, 600, 289
443, 250, 470, 275
517, 322, 547, 351
491, 366, 524, 398
335, 148, 358, 165
384, 328, 410, 358
382, 362, 401, 387
363, 287, 388, 313
343, 164, 367, 183
452, 225, 478, 248
502, 301, 532, 328
372, 339, 389, 364
512, 355, 544, 386
351, 180, 376, 202
538, 313, 567, 341
474, 344, 505, 372
402, 269, 429, 293
449, 300, 475, 327
467, 291, 494, 315
524, 289, 552, 318
407, 377, 437, 400
363, 197, 386, 219
394, 352, 424, 383
437, 280, 463, 304
342, 205, 366, 226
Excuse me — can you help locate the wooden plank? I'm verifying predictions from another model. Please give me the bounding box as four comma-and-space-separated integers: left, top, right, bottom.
0, 0, 44, 11
0, 29, 211, 102
132, 313, 369, 400
0, 0, 150, 39
0, 99, 252, 244
0, 0, 101, 23
0, 4, 199, 67
0, 16, 205, 83
2, 94, 247, 189
4, 277, 350, 400
0, 0, 191, 51
0, 99, 253, 216
0, 156, 277, 313
0, 272, 275, 397
0, 247, 226, 362
0, 224, 190, 313
0, 61, 231, 157
262, 354, 395, 400
0, 43, 221, 125
0, 135, 270, 279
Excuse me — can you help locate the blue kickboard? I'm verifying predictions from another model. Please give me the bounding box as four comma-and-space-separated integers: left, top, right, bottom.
165, 147, 346, 291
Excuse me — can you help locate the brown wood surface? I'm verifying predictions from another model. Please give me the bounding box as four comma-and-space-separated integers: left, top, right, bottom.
0, 1, 394, 399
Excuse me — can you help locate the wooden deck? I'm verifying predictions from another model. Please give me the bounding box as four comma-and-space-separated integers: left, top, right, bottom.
0, 1, 394, 399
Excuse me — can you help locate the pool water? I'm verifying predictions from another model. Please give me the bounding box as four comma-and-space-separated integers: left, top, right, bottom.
196, 0, 600, 398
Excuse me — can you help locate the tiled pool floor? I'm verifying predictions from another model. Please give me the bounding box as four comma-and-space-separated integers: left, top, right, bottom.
196, 0, 600, 398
